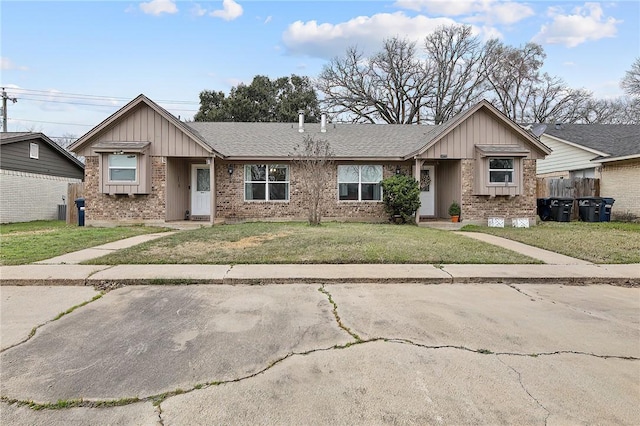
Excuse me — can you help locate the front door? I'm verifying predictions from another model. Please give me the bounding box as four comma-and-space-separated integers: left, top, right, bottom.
191, 165, 211, 216
418, 166, 435, 217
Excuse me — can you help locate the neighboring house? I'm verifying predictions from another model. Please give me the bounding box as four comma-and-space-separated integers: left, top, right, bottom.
69, 95, 550, 226
536, 124, 640, 218
0, 132, 85, 223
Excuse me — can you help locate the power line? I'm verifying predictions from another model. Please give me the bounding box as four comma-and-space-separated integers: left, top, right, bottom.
8, 118, 94, 127
6, 87, 199, 105
17, 96, 198, 112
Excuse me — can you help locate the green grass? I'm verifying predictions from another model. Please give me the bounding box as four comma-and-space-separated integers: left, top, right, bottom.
84, 221, 540, 265
0, 221, 169, 265
462, 221, 640, 264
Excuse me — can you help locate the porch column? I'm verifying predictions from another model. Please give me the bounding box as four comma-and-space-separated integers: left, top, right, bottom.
414, 158, 422, 224
209, 157, 215, 225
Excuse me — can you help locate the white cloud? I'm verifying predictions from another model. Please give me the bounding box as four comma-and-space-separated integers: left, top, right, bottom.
1, 57, 28, 71
264, 15, 272, 24
533, 3, 621, 47
282, 12, 495, 59
211, 0, 243, 21
190, 3, 207, 17
394, 0, 534, 25
139, 0, 178, 16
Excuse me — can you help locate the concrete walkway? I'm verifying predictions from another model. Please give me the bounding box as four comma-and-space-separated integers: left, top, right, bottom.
34, 232, 175, 265
454, 231, 592, 265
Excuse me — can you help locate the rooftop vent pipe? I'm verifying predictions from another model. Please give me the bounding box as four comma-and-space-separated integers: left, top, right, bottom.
321, 113, 327, 133
298, 110, 305, 133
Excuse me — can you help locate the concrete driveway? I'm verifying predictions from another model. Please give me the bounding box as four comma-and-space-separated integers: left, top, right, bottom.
1, 283, 639, 425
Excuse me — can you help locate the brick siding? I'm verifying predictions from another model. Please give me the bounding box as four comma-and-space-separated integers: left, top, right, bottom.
216, 163, 407, 222
84, 156, 166, 222
461, 159, 537, 223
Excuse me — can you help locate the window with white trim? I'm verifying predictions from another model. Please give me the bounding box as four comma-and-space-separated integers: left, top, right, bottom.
488, 158, 514, 183
29, 142, 39, 159
244, 164, 289, 201
338, 165, 383, 201
108, 154, 137, 182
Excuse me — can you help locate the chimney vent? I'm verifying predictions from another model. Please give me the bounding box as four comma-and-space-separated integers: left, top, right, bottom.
298, 110, 305, 133
321, 113, 327, 133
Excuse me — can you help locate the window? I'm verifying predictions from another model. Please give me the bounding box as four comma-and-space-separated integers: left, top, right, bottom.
338, 165, 383, 201
244, 164, 289, 201
489, 158, 514, 183
108, 154, 137, 182
29, 142, 39, 159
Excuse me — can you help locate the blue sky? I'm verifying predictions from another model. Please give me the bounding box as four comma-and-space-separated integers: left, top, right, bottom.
1, 0, 638, 138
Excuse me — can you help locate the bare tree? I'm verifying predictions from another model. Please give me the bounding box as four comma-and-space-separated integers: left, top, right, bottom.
423, 24, 489, 124
291, 135, 334, 226
621, 57, 640, 97
528, 77, 594, 123
317, 37, 431, 124
53, 132, 84, 163
484, 40, 545, 122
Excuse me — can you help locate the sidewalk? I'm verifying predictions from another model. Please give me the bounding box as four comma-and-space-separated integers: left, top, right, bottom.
1, 231, 638, 286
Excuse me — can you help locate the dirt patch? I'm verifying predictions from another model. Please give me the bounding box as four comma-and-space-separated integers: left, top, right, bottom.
143, 232, 292, 259
2, 229, 57, 237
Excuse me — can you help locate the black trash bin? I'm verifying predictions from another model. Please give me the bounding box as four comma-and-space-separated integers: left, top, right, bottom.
74, 198, 85, 227
578, 197, 602, 222
549, 197, 573, 222
600, 197, 615, 222
537, 198, 553, 221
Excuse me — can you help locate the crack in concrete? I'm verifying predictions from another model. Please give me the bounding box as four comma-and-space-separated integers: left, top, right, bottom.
2, 337, 636, 412
84, 265, 116, 288
496, 356, 551, 425
222, 265, 234, 283
435, 265, 454, 283
0, 293, 104, 354
156, 403, 165, 426
318, 285, 362, 342
508, 284, 637, 329
506, 284, 539, 301
3, 287, 637, 413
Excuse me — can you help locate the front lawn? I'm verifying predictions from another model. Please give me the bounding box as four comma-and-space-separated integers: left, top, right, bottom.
462, 221, 640, 264
0, 221, 169, 265
85, 222, 540, 265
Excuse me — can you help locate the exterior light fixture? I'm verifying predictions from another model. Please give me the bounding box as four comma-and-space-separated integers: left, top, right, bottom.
227, 164, 234, 175
395, 165, 401, 174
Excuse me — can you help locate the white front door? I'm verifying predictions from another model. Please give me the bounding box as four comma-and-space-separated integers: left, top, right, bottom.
418, 166, 435, 217
191, 165, 211, 216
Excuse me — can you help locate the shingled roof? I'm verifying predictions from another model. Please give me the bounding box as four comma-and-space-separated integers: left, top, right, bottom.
186, 121, 443, 159
543, 124, 640, 158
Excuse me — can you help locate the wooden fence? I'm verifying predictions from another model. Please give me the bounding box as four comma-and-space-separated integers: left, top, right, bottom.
67, 182, 85, 225
536, 178, 599, 220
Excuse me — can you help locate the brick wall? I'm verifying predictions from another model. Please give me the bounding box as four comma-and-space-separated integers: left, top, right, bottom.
0, 169, 81, 223
216, 162, 408, 222
600, 159, 640, 218
84, 156, 166, 222
461, 159, 537, 223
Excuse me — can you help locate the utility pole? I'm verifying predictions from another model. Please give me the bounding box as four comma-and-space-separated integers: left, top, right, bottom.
1, 88, 18, 132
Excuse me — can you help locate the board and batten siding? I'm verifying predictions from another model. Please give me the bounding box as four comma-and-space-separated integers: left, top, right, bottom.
420, 109, 545, 160
0, 140, 84, 179
435, 160, 461, 218
75, 104, 211, 158
166, 158, 192, 221
536, 135, 601, 175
